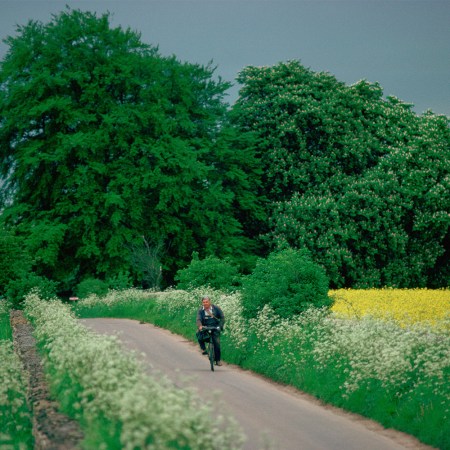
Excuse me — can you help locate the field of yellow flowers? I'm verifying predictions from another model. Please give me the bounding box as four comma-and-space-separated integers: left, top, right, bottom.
330, 288, 450, 330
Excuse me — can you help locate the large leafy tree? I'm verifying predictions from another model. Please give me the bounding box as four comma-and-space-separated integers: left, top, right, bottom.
270, 119, 450, 288
0, 8, 261, 290
233, 61, 450, 288
232, 61, 392, 202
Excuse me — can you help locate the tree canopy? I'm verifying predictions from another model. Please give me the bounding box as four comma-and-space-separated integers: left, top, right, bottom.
1, 15, 448, 292
0, 8, 262, 291
232, 61, 450, 288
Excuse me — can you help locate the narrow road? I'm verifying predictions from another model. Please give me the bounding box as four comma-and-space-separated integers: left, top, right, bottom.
82, 318, 431, 450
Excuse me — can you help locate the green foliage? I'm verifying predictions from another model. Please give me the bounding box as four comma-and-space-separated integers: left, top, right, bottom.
75, 278, 109, 299
0, 300, 12, 340
0, 228, 59, 307
105, 271, 133, 291
233, 60, 450, 288
6, 273, 58, 307
175, 252, 240, 292
241, 248, 331, 318
232, 62, 389, 202
2, 13, 447, 292
268, 113, 450, 288
0, 340, 33, 447
0, 228, 32, 296
0, 8, 261, 290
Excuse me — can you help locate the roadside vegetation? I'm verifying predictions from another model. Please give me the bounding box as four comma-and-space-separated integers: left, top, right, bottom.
23, 291, 244, 450
0, 301, 33, 448
74, 287, 450, 450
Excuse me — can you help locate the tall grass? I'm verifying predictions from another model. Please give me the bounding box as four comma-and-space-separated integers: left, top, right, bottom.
73, 288, 450, 450
25, 291, 244, 450
0, 301, 33, 449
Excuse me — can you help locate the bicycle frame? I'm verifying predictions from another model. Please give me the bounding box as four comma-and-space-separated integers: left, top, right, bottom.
201, 326, 220, 371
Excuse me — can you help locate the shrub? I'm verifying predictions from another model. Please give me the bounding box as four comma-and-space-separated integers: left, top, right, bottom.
175, 253, 240, 292
6, 272, 58, 307
106, 271, 133, 291
0, 229, 32, 296
75, 278, 109, 299
241, 248, 331, 318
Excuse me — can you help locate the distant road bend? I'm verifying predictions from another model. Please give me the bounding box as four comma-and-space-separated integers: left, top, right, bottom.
82, 318, 433, 450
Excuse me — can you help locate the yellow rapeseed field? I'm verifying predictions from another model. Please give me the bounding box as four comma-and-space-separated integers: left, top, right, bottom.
330, 288, 450, 330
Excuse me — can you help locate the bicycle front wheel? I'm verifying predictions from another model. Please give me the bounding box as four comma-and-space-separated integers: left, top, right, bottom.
208, 341, 215, 372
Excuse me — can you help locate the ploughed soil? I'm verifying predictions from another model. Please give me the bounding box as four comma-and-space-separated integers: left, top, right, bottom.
10, 310, 83, 450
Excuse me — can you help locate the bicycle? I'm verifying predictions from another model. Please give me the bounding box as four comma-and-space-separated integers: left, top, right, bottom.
200, 326, 221, 371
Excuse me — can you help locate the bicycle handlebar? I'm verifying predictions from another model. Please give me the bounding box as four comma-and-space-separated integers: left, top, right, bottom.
200, 326, 221, 331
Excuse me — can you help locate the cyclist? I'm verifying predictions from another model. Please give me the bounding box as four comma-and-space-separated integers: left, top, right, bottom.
196, 295, 225, 366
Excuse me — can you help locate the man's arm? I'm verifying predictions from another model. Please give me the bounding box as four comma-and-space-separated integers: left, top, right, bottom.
216, 306, 225, 330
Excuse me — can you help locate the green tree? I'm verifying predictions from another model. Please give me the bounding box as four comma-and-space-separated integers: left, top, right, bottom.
233, 60, 450, 288
0, 8, 261, 290
267, 110, 450, 287
232, 62, 390, 203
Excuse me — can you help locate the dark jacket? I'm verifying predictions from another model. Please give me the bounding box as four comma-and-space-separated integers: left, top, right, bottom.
196, 304, 225, 330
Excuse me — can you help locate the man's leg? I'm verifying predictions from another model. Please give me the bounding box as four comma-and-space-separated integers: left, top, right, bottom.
196, 331, 206, 352
212, 332, 221, 363
197, 332, 207, 354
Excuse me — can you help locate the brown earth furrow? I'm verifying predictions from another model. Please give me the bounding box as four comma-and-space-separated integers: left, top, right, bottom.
10, 310, 83, 450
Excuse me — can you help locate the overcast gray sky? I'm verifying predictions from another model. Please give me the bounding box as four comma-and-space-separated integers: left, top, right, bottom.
1, 0, 449, 116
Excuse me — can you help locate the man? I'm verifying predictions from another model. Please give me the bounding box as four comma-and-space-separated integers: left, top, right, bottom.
196, 295, 225, 366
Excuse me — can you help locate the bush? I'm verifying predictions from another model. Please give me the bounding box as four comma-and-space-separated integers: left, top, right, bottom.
0, 229, 32, 296
105, 271, 133, 291
6, 272, 58, 307
75, 278, 109, 299
175, 253, 240, 292
241, 248, 331, 318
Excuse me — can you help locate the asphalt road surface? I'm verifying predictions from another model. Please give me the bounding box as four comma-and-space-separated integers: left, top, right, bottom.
82, 318, 432, 450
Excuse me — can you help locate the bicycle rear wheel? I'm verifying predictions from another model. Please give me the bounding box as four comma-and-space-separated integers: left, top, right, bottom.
208, 340, 215, 371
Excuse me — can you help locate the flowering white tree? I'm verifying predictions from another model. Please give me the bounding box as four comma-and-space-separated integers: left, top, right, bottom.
232, 60, 450, 288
